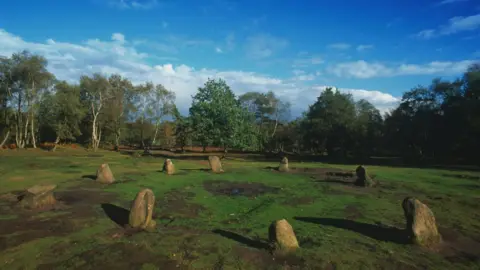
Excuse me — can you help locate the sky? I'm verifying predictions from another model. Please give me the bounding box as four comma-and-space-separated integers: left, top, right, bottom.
0, 0, 479, 117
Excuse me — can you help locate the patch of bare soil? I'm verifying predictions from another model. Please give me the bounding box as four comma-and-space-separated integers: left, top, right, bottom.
437, 227, 480, 264
158, 190, 205, 219
203, 180, 280, 197
344, 204, 364, 220
232, 245, 306, 270
0, 188, 117, 252
36, 242, 181, 270
282, 196, 315, 206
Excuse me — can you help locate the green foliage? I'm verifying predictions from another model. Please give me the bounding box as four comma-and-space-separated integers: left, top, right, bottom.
189, 78, 258, 150
39, 81, 85, 143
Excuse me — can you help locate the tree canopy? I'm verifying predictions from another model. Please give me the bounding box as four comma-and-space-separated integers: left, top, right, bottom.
1, 50, 479, 165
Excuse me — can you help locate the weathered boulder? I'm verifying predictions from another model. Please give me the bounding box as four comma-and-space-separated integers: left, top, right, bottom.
129, 189, 156, 231
402, 197, 441, 246
19, 184, 57, 209
355, 165, 375, 187
96, 163, 115, 184
278, 157, 289, 172
268, 219, 299, 254
163, 159, 175, 175
208, 156, 224, 173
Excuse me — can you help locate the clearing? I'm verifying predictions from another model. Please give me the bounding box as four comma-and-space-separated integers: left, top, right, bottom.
0, 149, 479, 269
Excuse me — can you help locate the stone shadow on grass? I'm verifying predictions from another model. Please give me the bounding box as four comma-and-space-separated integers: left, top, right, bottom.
180, 168, 210, 172
212, 229, 271, 250
294, 217, 408, 244
81, 175, 96, 180
101, 203, 129, 227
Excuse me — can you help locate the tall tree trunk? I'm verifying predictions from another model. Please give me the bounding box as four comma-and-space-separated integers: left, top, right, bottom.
30, 81, 37, 148
151, 122, 159, 146
0, 130, 10, 148
30, 110, 36, 148
271, 118, 279, 138
52, 136, 60, 152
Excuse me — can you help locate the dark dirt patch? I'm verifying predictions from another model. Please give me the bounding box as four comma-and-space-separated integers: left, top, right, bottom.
158, 190, 205, 219
0, 188, 118, 252
282, 196, 315, 206
442, 174, 480, 181
438, 227, 480, 264
36, 242, 181, 270
344, 205, 364, 220
0, 215, 82, 252
27, 163, 42, 169
232, 244, 305, 270
203, 180, 280, 197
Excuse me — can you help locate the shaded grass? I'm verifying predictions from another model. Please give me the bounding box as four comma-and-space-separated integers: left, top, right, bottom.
0, 149, 479, 269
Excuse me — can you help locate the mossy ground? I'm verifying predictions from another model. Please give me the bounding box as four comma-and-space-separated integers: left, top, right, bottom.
0, 148, 479, 269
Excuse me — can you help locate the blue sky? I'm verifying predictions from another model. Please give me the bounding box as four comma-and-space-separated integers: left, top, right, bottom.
1, 0, 479, 116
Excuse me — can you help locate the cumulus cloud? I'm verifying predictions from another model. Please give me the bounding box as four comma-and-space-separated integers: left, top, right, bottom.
330, 60, 476, 78
328, 43, 351, 50
245, 34, 288, 59
0, 29, 400, 116
415, 13, 480, 39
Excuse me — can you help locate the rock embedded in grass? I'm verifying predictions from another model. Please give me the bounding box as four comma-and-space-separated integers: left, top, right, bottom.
19, 184, 57, 209
96, 163, 115, 184
129, 189, 156, 231
269, 219, 299, 254
355, 165, 375, 187
402, 197, 442, 247
278, 157, 289, 172
163, 159, 175, 175
208, 156, 224, 173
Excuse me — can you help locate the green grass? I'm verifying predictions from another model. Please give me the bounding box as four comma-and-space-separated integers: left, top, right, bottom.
0, 149, 479, 269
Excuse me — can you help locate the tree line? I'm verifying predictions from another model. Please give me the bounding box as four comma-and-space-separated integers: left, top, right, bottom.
1, 51, 479, 164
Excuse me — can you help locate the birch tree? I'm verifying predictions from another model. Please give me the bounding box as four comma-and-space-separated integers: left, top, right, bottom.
80, 73, 112, 152
148, 84, 175, 146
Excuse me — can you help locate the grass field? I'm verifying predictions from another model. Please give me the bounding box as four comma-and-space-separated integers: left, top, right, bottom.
0, 148, 479, 270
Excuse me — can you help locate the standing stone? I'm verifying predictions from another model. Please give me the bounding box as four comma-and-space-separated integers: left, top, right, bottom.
355, 165, 375, 187
278, 157, 289, 172
96, 163, 115, 184
268, 219, 299, 254
129, 189, 156, 231
163, 159, 175, 175
402, 197, 441, 246
19, 184, 57, 209
208, 156, 224, 173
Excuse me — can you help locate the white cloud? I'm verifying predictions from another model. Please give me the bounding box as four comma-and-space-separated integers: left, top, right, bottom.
112, 33, 125, 43
108, 0, 158, 10
215, 47, 223, 53
328, 43, 351, 50
310, 86, 400, 114
330, 60, 476, 78
245, 34, 288, 59
415, 13, 480, 39
436, 0, 469, 6
292, 55, 324, 68
356, 44, 374, 51
0, 28, 400, 117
